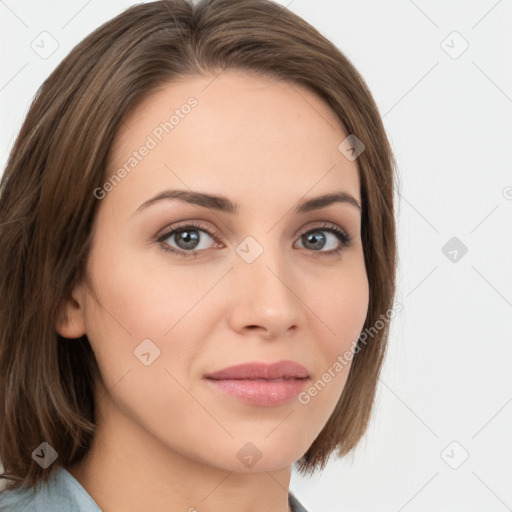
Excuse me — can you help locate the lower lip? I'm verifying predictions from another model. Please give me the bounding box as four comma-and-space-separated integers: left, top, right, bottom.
205, 378, 309, 406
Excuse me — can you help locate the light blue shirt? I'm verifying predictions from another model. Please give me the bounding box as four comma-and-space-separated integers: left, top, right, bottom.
0, 467, 309, 511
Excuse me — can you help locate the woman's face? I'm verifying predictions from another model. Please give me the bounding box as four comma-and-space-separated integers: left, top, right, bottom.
63, 70, 369, 472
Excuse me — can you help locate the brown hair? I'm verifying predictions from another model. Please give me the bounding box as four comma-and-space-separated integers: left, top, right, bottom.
0, 0, 397, 490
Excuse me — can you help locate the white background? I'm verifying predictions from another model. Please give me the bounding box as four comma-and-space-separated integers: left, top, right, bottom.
1, 1, 511, 511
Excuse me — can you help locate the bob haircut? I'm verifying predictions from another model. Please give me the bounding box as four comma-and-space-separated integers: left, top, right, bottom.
0, 0, 397, 490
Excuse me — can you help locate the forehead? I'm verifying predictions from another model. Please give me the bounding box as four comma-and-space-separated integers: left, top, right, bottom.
104, 70, 360, 217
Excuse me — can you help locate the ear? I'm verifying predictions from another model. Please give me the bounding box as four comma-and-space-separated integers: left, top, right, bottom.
55, 282, 87, 339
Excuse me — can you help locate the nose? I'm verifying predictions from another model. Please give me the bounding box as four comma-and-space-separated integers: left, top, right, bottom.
227, 245, 302, 340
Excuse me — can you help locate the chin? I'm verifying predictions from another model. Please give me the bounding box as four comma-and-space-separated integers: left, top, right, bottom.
201, 437, 309, 474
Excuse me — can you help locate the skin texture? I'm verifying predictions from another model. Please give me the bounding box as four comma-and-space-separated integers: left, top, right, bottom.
57, 70, 369, 512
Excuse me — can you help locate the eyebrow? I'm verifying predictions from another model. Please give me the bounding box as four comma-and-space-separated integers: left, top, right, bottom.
134, 189, 362, 215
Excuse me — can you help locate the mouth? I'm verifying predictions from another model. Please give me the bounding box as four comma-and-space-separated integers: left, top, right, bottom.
203, 360, 310, 407
204, 360, 309, 380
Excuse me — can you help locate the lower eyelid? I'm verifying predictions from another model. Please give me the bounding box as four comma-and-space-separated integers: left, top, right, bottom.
157, 223, 351, 255
296, 228, 351, 250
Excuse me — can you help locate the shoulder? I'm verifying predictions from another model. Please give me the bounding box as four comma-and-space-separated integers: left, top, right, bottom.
0, 479, 54, 512
0, 468, 101, 512
0, 481, 34, 511
1, 472, 308, 512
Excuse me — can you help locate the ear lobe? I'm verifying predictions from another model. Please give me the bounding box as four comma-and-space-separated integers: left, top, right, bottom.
55, 285, 87, 339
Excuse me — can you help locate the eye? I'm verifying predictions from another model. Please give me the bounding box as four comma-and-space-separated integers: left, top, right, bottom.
294, 222, 352, 256
156, 221, 352, 258
156, 222, 220, 258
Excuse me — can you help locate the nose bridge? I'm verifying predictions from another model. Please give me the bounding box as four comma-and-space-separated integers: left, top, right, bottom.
229, 234, 301, 335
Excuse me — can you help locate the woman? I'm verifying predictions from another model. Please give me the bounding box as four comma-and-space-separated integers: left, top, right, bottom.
0, 0, 397, 510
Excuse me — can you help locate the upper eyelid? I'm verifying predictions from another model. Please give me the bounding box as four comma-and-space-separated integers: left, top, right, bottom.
157, 220, 220, 241
156, 220, 350, 244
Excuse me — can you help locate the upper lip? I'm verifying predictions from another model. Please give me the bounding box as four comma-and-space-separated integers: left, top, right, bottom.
204, 360, 309, 380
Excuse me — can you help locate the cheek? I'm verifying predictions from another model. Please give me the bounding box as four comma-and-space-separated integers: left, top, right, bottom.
81, 252, 200, 439
84, 234, 201, 339
298, 255, 369, 416
313, 254, 369, 355
81, 238, 223, 405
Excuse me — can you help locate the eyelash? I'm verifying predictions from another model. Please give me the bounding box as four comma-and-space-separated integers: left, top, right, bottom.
156, 221, 353, 258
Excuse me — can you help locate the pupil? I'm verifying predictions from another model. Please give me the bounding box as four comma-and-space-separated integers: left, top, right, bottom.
177, 230, 199, 250
304, 231, 325, 250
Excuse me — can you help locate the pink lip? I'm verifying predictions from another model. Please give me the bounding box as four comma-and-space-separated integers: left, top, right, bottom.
204, 360, 310, 406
